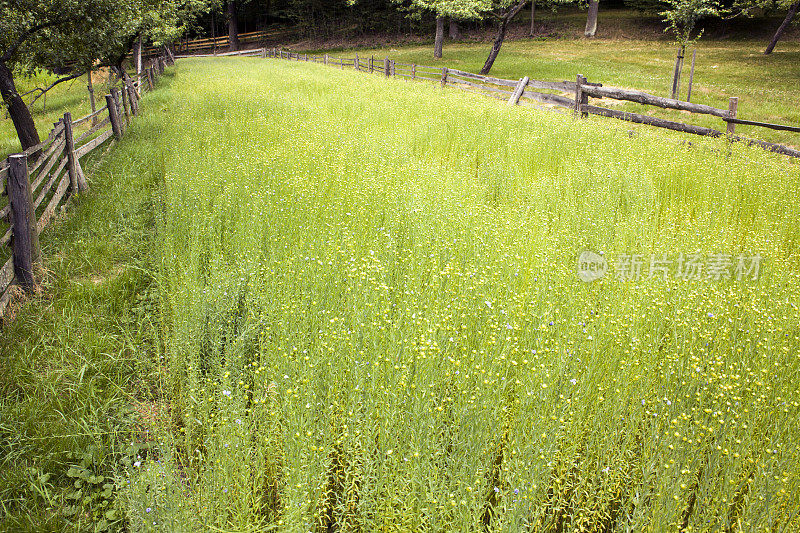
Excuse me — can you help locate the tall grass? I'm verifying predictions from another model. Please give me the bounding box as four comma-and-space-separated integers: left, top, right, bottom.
0, 74, 171, 532
124, 57, 799, 531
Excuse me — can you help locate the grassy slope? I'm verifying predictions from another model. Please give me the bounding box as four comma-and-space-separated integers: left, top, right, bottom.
0, 74, 171, 531
120, 57, 799, 531
333, 39, 800, 147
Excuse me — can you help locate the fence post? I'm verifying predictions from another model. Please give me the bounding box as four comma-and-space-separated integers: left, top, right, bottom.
105, 94, 123, 140
110, 87, 125, 134
412, 64, 416, 80
727, 97, 738, 135
508, 76, 530, 106
574, 74, 588, 117
146, 68, 154, 91
324, 54, 328, 66
130, 80, 140, 113
62, 113, 85, 193
384, 57, 390, 77
391, 60, 396, 76
7, 155, 40, 291
355, 54, 359, 71
127, 81, 139, 116
119, 84, 132, 126
440, 67, 448, 87
87, 71, 98, 126
369, 56, 373, 73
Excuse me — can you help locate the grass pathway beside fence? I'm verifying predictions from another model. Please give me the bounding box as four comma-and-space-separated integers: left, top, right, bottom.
0, 74, 170, 532
117, 57, 800, 531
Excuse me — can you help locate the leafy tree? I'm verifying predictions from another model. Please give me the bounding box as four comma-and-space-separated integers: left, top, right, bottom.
401, 0, 494, 58
479, 0, 529, 74
1, 0, 208, 152
660, 0, 720, 47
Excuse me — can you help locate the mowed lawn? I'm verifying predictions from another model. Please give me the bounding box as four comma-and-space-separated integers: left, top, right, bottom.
111, 57, 797, 530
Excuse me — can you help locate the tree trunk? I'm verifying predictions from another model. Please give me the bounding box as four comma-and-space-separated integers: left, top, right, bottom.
0, 60, 41, 152
449, 19, 461, 40
585, 0, 599, 38
227, 1, 240, 52
135, 36, 142, 74
480, 1, 527, 75
434, 16, 445, 58
765, 1, 799, 54
481, 20, 510, 74
529, 0, 536, 37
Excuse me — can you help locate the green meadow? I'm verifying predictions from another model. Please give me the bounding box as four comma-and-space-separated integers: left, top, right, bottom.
132, 57, 799, 531
3, 55, 800, 531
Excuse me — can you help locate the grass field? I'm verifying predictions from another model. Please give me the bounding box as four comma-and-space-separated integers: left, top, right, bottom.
2, 51, 800, 531
0, 75, 170, 530
310, 39, 800, 148
107, 57, 799, 531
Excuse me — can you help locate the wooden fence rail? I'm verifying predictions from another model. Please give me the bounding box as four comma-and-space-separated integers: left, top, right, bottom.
226, 46, 800, 159
0, 53, 172, 318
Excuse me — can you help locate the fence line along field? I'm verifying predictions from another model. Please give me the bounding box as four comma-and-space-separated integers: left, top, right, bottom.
0, 57, 170, 317
114, 56, 800, 531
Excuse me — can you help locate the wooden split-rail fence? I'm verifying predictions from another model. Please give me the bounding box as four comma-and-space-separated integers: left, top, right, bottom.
149, 30, 279, 57
202, 47, 800, 159
0, 55, 172, 318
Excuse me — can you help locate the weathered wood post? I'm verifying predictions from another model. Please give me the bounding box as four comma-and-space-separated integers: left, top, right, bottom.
87, 71, 98, 126
369, 56, 373, 73
62, 113, 84, 192
119, 84, 132, 126
686, 48, 697, 102
391, 60, 396, 76
7, 155, 40, 291
384, 57, 390, 77
127, 82, 139, 116
508, 76, 530, 106
146, 67, 154, 91
324, 53, 329, 66
110, 87, 125, 134
355, 54, 359, 71
128, 81, 140, 115
727, 97, 739, 135
411, 64, 416, 80
105, 94, 123, 140
440, 67, 448, 87
574, 74, 588, 117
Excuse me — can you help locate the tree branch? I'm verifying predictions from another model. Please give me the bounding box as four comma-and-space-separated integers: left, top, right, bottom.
1, 20, 64, 62
21, 70, 86, 106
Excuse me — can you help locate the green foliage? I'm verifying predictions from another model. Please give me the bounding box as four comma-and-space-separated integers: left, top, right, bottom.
660, 0, 721, 45
0, 0, 210, 72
